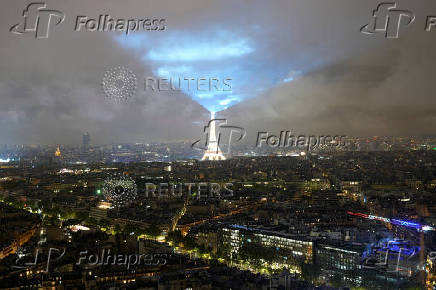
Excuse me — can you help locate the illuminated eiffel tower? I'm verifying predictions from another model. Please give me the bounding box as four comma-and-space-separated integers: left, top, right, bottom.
55, 146, 61, 157
202, 112, 226, 161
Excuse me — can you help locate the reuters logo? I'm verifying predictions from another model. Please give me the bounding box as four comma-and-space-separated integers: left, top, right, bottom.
102, 173, 138, 208
102, 66, 137, 102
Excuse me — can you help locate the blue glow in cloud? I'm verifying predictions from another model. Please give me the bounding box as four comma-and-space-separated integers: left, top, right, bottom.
148, 39, 253, 62
115, 30, 319, 113
157, 66, 192, 75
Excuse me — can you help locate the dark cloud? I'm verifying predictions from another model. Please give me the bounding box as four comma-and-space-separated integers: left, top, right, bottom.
0, 0, 435, 144
224, 34, 436, 137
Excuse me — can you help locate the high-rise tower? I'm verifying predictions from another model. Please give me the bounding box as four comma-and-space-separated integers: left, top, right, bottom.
83, 132, 91, 151
202, 112, 226, 161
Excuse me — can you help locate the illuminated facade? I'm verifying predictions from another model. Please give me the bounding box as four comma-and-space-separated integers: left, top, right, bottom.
426, 254, 436, 289
220, 225, 313, 264
0, 226, 38, 260
316, 243, 363, 271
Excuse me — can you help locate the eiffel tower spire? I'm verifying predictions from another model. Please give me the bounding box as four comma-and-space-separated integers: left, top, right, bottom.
202, 112, 226, 161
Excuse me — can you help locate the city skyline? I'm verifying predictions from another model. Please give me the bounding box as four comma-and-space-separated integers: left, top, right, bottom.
1, 2, 436, 288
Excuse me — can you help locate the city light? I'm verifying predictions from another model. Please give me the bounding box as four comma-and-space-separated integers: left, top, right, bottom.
347, 211, 435, 232
1, 1, 436, 288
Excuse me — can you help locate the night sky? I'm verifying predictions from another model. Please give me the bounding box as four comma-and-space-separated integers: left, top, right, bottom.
1, 0, 436, 145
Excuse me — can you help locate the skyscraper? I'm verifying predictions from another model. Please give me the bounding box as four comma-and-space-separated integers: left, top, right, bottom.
83, 132, 91, 151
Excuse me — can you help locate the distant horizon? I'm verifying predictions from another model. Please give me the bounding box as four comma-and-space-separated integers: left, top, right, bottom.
1, 134, 436, 147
